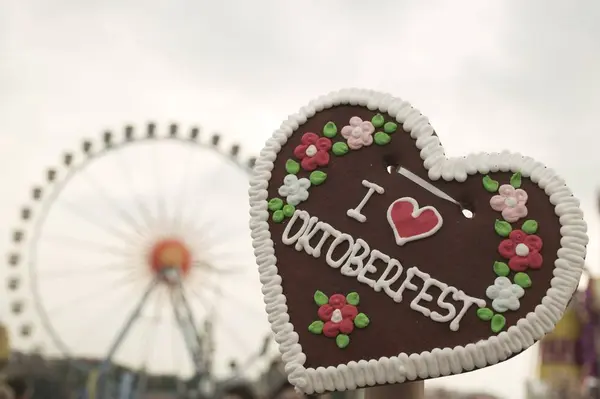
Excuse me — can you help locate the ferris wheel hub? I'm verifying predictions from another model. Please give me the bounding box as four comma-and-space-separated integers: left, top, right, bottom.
148, 239, 191, 279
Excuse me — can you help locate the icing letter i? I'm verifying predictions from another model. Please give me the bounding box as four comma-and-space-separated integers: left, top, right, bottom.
347, 180, 385, 223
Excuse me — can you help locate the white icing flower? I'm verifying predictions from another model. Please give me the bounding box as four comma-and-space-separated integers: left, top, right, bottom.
278, 174, 310, 206
485, 276, 524, 313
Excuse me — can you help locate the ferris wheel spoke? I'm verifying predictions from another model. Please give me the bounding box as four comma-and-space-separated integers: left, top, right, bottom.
179, 167, 235, 239
150, 140, 169, 229
114, 141, 157, 233
56, 198, 139, 245
80, 171, 148, 238
37, 262, 138, 280
183, 217, 244, 260
44, 270, 142, 317
196, 280, 266, 320
192, 260, 247, 276
169, 144, 196, 234
181, 214, 222, 249
187, 287, 257, 359
67, 273, 148, 352
42, 234, 133, 258
193, 235, 252, 260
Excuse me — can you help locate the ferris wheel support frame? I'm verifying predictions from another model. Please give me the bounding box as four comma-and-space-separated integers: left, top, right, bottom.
94, 277, 158, 399
168, 269, 212, 382
93, 262, 221, 399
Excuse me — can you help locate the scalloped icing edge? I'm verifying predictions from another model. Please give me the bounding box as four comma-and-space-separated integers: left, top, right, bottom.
248, 88, 588, 394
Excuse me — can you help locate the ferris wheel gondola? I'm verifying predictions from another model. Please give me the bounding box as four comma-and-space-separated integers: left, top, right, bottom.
5, 123, 273, 397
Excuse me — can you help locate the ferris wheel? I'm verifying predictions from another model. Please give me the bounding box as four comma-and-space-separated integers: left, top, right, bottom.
4, 123, 273, 396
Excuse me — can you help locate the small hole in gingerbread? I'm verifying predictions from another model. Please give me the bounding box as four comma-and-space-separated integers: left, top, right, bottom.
459, 200, 475, 219
383, 154, 399, 174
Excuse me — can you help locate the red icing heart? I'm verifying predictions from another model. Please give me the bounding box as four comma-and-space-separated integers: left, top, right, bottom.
386, 197, 443, 246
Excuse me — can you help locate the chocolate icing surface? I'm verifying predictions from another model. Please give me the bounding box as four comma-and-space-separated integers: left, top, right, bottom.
266, 105, 560, 370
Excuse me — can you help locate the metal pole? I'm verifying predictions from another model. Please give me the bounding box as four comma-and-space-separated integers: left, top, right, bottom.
133, 369, 147, 399
118, 372, 134, 399
95, 278, 159, 399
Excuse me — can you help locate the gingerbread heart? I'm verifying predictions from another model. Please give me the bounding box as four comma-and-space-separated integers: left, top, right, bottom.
249, 89, 587, 394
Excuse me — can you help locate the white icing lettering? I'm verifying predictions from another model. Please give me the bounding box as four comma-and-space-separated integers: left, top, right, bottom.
374, 259, 403, 297
282, 210, 310, 245
299, 221, 331, 257
294, 216, 319, 252
394, 266, 420, 303
340, 239, 370, 277
281, 209, 485, 331
357, 249, 389, 288
430, 286, 457, 323
410, 269, 437, 317
325, 232, 354, 269
346, 179, 385, 223
450, 291, 486, 332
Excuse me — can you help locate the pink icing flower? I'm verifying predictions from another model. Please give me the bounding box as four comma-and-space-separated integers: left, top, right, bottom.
293, 132, 332, 171
317, 294, 358, 338
340, 117, 375, 150
498, 230, 544, 272
490, 184, 528, 223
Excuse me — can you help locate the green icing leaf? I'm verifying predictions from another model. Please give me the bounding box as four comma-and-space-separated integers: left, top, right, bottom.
383, 122, 397, 133
493, 261, 510, 277
282, 204, 295, 217
494, 220, 512, 237
354, 313, 370, 329
332, 142, 349, 156
268, 198, 283, 212
346, 292, 360, 305
514, 272, 532, 288
314, 290, 328, 306
374, 132, 391, 146
272, 210, 284, 223
308, 320, 324, 334
371, 114, 385, 128
482, 175, 499, 193
309, 171, 327, 186
285, 159, 300, 175
521, 220, 538, 234
476, 307, 493, 321
491, 314, 506, 333
510, 171, 522, 188
323, 121, 337, 138
336, 334, 350, 349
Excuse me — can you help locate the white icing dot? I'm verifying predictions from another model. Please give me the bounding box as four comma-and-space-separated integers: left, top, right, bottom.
515, 243, 529, 257
351, 126, 363, 138
305, 144, 317, 157
504, 197, 517, 207
331, 309, 343, 323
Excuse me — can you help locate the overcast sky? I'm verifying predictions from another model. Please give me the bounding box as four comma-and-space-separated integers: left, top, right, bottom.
1, 0, 600, 398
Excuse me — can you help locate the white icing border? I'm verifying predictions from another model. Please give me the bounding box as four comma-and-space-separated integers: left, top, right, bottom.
248, 88, 588, 394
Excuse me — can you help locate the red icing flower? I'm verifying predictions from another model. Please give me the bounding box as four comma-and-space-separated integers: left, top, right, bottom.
293, 132, 332, 171
317, 294, 359, 338
498, 229, 544, 272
